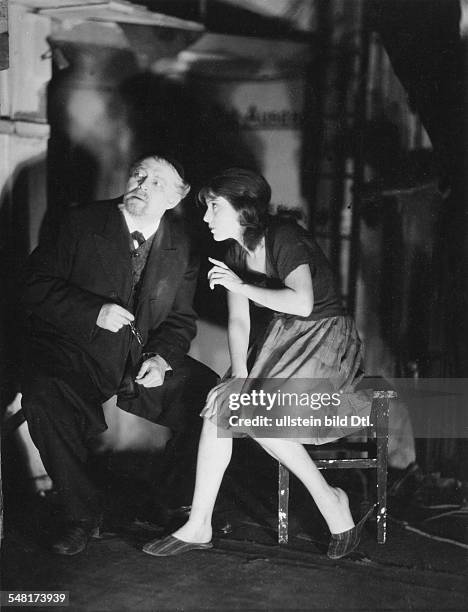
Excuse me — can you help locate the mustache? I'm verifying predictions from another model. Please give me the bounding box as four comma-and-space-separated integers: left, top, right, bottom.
125, 188, 147, 202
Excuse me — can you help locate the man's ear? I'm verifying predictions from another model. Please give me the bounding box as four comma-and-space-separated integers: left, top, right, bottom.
166, 183, 190, 209
165, 196, 182, 210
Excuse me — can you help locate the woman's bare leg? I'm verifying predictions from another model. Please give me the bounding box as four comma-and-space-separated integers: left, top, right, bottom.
172, 424, 353, 541
256, 437, 354, 534
172, 418, 232, 543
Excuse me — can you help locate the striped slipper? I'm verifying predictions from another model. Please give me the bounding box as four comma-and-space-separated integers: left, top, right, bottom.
142, 534, 213, 557
327, 503, 377, 560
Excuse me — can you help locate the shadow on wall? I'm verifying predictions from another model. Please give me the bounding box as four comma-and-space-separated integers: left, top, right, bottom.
45, 45, 138, 230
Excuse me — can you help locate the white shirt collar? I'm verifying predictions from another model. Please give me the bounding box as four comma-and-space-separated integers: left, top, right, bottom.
121, 209, 161, 241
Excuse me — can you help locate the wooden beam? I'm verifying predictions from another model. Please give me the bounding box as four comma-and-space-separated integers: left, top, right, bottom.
0, 0, 8, 71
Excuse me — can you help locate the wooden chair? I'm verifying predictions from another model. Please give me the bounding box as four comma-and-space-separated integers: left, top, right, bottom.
277, 389, 396, 545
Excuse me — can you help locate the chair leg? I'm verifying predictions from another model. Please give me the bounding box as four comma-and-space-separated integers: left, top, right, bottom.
376, 397, 390, 544
278, 462, 289, 544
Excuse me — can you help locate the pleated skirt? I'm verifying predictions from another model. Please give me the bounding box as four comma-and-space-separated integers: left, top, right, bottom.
201, 314, 372, 445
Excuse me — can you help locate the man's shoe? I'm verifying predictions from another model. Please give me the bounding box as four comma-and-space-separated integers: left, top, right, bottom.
51, 521, 98, 556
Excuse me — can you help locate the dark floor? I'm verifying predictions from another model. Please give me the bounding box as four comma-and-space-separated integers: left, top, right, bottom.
2, 513, 467, 611
2, 442, 468, 612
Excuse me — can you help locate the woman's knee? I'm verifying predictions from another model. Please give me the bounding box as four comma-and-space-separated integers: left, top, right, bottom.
199, 418, 233, 455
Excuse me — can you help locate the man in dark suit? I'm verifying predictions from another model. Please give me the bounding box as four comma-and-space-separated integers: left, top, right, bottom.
21, 155, 199, 555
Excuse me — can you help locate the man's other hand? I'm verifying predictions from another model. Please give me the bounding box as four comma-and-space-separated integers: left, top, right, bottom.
135, 354, 169, 388
96, 304, 134, 332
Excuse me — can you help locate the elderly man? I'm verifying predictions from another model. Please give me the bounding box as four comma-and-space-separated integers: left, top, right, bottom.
21, 155, 198, 555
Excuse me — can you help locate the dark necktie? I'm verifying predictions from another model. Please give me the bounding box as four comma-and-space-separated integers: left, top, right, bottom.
131, 231, 146, 248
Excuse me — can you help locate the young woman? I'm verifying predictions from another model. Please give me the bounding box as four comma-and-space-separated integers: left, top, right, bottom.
143, 168, 373, 559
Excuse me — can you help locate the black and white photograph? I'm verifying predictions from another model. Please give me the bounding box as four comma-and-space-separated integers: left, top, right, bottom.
0, 1, 467, 611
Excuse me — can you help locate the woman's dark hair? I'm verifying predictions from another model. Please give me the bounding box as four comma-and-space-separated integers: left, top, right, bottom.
198, 168, 272, 250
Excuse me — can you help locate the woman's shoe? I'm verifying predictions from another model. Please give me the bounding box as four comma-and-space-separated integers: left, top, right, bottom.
142, 534, 213, 557
327, 503, 376, 560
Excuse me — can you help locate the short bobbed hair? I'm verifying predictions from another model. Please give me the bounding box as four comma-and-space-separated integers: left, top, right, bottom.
198, 168, 272, 250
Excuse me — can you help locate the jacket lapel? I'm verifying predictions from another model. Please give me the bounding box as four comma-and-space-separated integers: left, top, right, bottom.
93, 200, 134, 305
135, 215, 178, 314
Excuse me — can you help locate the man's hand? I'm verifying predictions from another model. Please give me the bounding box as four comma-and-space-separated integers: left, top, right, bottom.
135, 354, 169, 388
96, 304, 134, 332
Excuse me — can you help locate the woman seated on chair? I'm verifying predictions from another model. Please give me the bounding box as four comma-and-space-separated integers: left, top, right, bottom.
143, 168, 372, 559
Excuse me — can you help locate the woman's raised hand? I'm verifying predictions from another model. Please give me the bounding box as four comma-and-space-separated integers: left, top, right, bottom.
207, 258, 244, 293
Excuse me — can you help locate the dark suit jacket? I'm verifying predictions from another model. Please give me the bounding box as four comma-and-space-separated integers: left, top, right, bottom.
21, 198, 198, 431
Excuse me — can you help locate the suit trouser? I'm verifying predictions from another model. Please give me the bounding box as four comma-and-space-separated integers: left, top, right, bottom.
21, 355, 213, 522
22, 373, 106, 524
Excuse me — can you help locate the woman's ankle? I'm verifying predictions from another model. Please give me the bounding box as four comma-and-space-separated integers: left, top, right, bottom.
173, 520, 212, 543
332, 487, 348, 505
324, 487, 355, 534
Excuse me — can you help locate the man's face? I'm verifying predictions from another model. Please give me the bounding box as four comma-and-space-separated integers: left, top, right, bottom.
123, 157, 181, 222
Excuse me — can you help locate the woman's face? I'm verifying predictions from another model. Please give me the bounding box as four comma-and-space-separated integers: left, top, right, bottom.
203, 195, 243, 242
